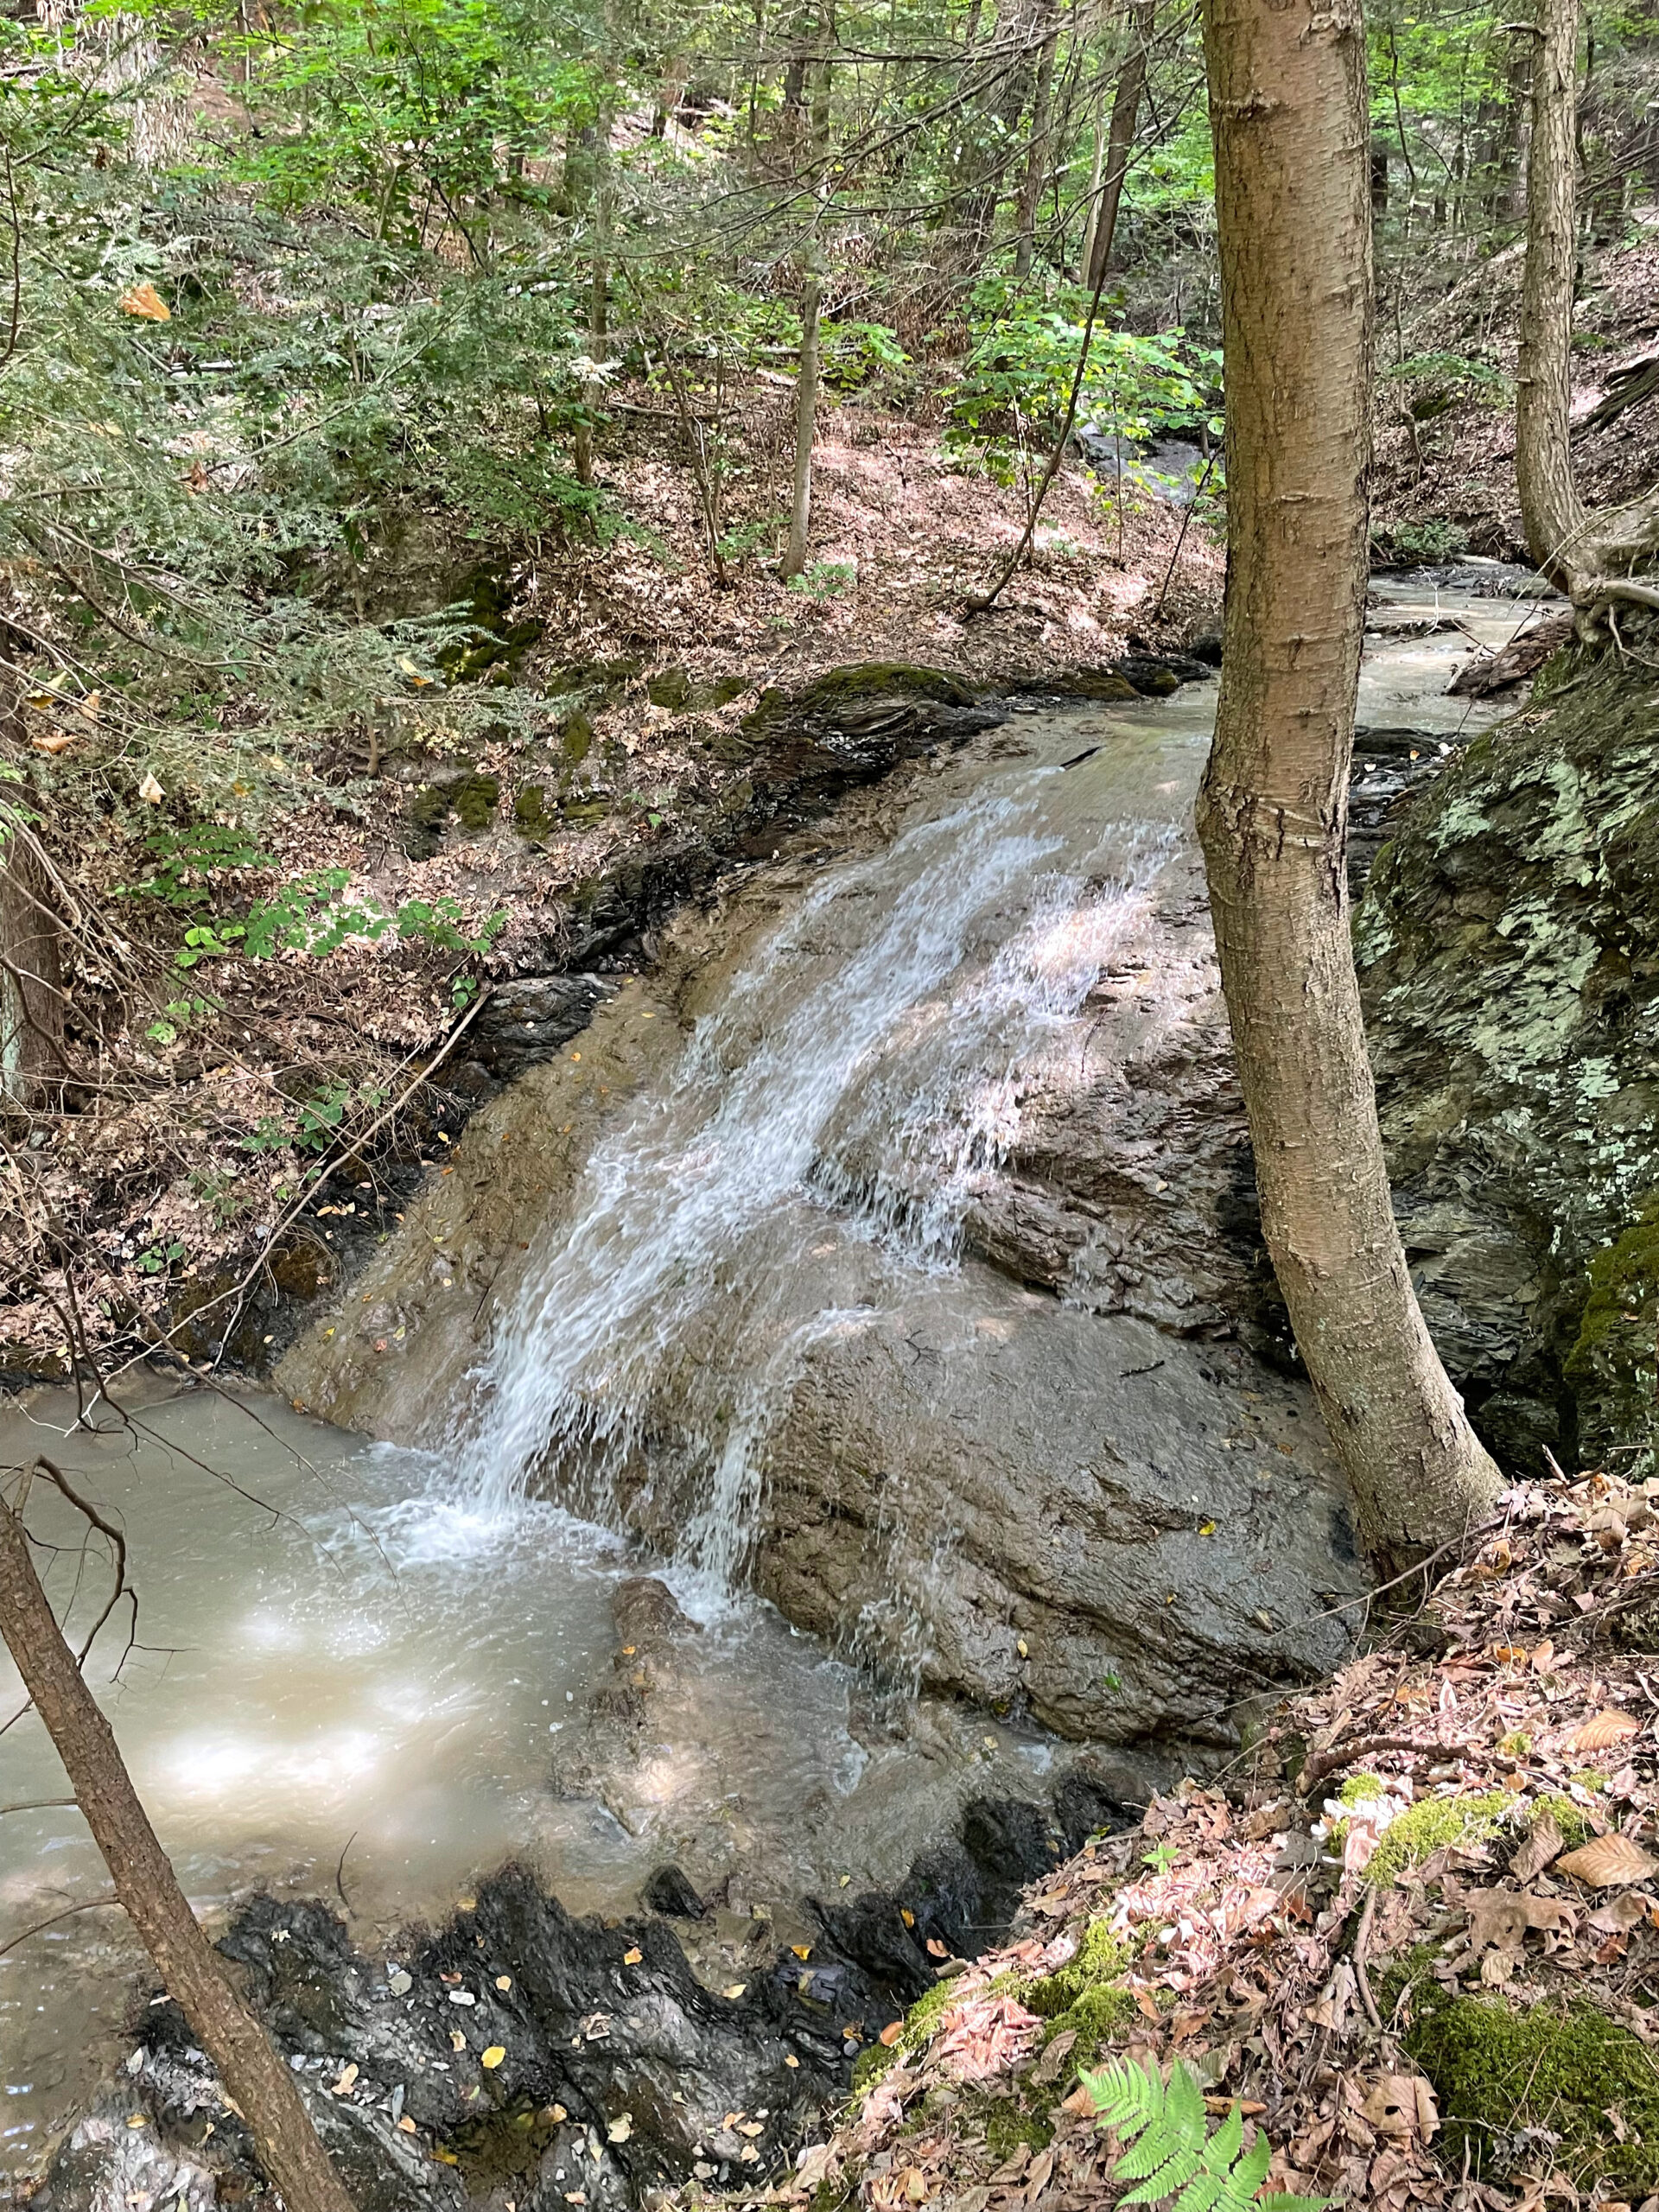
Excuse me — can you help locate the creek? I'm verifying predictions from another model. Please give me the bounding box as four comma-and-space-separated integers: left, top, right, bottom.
0, 572, 1545, 2181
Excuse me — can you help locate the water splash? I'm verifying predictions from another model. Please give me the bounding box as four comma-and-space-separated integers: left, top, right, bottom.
452, 769, 1175, 1628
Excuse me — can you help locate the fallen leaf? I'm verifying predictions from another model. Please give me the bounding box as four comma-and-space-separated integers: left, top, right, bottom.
1361, 2075, 1439, 2140
31, 730, 73, 754
738, 2120, 765, 2138
925, 1937, 949, 1958
900, 1909, 915, 1927
397, 2116, 417, 2133
480, 2047, 505, 2070
138, 770, 164, 804
1558, 1834, 1659, 1887
622, 1948, 643, 1966
784, 2054, 800, 2069
721, 1983, 747, 1999
791, 1944, 812, 1961
795, 2145, 835, 2190
879, 2020, 904, 2046
118, 282, 170, 321
1589, 1891, 1652, 1936
330, 2063, 359, 2095
449, 2031, 466, 2052
607, 2115, 632, 2143
495, 1975, 512, 1991
1511, 1813, 1565, 1883
1567, 1709, 1641, 1753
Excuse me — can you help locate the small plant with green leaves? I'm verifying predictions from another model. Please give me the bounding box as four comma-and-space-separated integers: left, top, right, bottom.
1084, 2054, 1327, 2212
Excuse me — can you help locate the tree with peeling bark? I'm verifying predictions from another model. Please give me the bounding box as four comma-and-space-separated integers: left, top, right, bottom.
1516, 0, 1659, 620
0, 1462, 356, 2212
1196, 0, 1503, 1573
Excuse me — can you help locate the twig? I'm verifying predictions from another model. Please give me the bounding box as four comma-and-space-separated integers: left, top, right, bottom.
0, 1893, 123, 1960
1150, 451, 1219, 621
0, 1796, 77, 1815
1296, 1732, 1472, 1796
1353, 1885, 1382, 2031
334, 1830, 358, 1915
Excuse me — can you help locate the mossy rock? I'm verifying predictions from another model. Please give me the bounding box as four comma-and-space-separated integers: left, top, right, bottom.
1405, 1981, 1659, 2191
405, 772, 500, 853
1562, 1189, 1659, 1466
512, 783, 552, 835
560, 711, 594, 766
560, 795, 611, 830
743, 662, 980, 734
647, 666, 693, 709
979, 2091, 1055, 2162
1365, 1789, 1516, 1888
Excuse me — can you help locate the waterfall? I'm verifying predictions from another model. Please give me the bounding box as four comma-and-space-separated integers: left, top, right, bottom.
453, 765, 1175, 1599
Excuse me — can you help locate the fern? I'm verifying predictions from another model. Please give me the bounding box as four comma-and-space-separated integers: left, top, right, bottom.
1082, 2055, 1328, 2212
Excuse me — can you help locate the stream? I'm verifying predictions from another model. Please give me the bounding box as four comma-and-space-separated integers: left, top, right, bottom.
0, 571, 1546, 2177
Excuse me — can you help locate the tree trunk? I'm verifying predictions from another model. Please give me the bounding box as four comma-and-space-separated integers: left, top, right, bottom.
0, 1479, 356, 2212
781, 264, 822, 580
1012, 0, 1058, 279
1085, 0, 1154, 292
0, 810, 67, 1107
1516, 0, 1586, 591
1196, 0, 1503, 1573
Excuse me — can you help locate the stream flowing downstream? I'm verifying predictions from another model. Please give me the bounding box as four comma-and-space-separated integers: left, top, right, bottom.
0, 574, 1542, 2171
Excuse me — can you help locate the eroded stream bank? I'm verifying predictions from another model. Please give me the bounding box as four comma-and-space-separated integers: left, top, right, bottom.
3, 571, 1558, 2205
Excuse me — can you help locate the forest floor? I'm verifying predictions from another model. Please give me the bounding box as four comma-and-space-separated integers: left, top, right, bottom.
738, 1464, 1659, 2212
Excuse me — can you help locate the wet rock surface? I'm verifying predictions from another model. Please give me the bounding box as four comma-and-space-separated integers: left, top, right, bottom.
750, 1271, 1363, 1746
1358, 647, 1659, 1467
35, 1787, 1130, 2212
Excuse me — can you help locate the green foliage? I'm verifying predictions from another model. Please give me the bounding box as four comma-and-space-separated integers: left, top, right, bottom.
1084, 2056, 1326, 2212
944, 279, 1219, 486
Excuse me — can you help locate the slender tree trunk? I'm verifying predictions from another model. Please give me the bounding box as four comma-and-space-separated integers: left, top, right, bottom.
0, 1481, 355, 2212
1013, 0, 1058, 278
1516, 0, 1586, 590
782, 263, 822, 580
0, 810, 66, 1107
1196, 0, 1503, 1573
1078, 95, 1107, 278
1086, 0, 1154, 291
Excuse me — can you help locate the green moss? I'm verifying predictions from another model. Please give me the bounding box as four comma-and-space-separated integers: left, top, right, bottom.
1338, 1773, 1386, 1806
1497, 1731, 1532, 1759
979, 2094, 1054, 2161
560, 711, 594, 765
851, 2043, 894, 2095
1365, 1790, 1516, 1888
1563, 1190, 1659, 1465
1025, 1918, 1141, 2064
1405, 1982, 1659, 2192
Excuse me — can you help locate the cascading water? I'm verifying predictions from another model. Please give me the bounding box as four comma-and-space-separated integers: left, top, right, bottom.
453, 766, 1178, 1607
